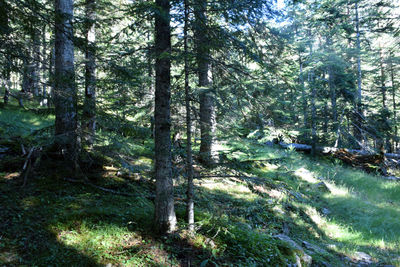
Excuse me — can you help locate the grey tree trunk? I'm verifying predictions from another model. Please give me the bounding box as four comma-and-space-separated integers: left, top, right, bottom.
154, 0, 177, 235
48, 45, 55, 107
184, 0, 194, 234
54, 0, 78, 164
194, 0, 215, 165
379, 47, 386, 108
390, 53, 397, 150
32, 30, 41, 97
83, 0, 96, 146
355, 0, 362, 108
328, 66, 337, 127
299, 56, 307, 129
353, 0, 364, 149
310, 71, 317, 157
22, 49, 34, 93
3, 54, 11, 104
308, 39, 316, 156
41, 25, 48, 106
147, 23, 155, 138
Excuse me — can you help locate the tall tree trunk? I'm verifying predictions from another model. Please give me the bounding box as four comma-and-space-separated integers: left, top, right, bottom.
390, 52, 397, 150
147, 22, 155, 138
379, 47, 386, 108
48, 45, 55, 107
3, 54, 11, 105
328, 67, 337, 121
41, 25, 48, 106
310, 71, 317, 157
353, 0, 364, 148
323, 101, 328, 135
83, 0, 96, 146
22, 49, 34, 93
184, 0, 194, 234
2, 0, 10, 104
32, 29, 41, 97
355, 0, 362, 109
326, 33, 337, 132
54, 0, 78, 164
194, 0, 215, 165
154, 0, 177, 234
308, 39, 316, 156
299, 56, 307, 129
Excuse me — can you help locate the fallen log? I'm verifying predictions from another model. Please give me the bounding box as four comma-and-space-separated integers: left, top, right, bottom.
279, 142, 312, 152
278, 142, 400, 160
278, 142, 388, 174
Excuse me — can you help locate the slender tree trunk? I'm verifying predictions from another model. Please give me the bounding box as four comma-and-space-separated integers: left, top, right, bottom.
353, 0, 364, 149
41, 25, 48, 106
328, 65, 337, 125
22, 49, 34, 93
299, 56, 307, 129
147, 23, 155, 138
2, 0, 10, 104
310, 71, 317, 157
326, 34, 337, 132
54, 0, 78, 164
48, 45, 55, 107
390, 53, 397, 150
323, 101, 328, 134
194, 0, 215, 165
83, 0, 96, 146
184, 0, 194, 234
3, 55, 11, 104
379, 47, 386, 108
154, 0, 177, 235
32, 30, 41, 97
355, 0, 362, 108
308, 39, 317, 156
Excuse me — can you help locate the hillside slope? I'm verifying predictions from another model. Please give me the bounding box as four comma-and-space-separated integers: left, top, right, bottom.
1, 107, 399, 266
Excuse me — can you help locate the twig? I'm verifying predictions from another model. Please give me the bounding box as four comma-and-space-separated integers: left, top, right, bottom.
21, 147, 35, 187
63, 177, 155, 199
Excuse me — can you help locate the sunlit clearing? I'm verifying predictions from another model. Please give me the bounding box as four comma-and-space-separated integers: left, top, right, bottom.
304, 206, 361, 242
295, 167, 318, 183
324, 181, 350, 197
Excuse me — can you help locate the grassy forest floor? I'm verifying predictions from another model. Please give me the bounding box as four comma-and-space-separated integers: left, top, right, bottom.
1, 105, 400, 266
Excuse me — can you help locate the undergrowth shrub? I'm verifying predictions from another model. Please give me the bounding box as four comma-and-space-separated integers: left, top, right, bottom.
198, 215, 288, 266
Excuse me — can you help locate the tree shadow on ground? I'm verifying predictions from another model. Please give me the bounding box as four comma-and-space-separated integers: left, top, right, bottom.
0, 157, 215, 267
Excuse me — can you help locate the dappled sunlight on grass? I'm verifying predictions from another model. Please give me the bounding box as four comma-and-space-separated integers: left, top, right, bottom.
294, 167, 318, 184
300, 204, 361, 242
198, 178, 259, 202
323, 182, 351, 198
221, 139, 400, 264
0, 106, 54, 138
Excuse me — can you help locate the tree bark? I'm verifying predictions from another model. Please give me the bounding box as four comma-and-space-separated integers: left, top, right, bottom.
40, 25, 48, 106
310, 71, 317, 157
299, 56, 307, 129
83, 0, 96, 146
154, 0, 177, 235
194, 0, 215, 165
32, 29, 41, 97
355, 0, 362, 108
353, 0, 363, 149
379, 47, 386, 108
22, 49, 34, 93
48, 45, 55, 107
389, 52, 397, 150
54, 0, 78, 164
3, 54, 11, 105
184, 0, 194, 234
